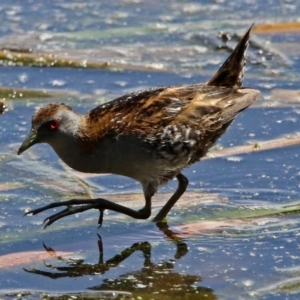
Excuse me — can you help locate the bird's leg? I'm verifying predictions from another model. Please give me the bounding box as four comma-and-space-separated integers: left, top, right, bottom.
24, 172, 187, 228
152, 173, 188, 223
96, 234, 104, 264
156, 221, 188, 259
25, 196, 152, 229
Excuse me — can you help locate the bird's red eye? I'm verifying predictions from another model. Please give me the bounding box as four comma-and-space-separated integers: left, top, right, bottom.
50, 119, 60, 130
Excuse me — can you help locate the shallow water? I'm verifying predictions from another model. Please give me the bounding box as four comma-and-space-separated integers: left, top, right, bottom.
0, 1, 300, 300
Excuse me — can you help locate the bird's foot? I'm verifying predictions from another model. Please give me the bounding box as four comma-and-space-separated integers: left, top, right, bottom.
24, 199, 106, 229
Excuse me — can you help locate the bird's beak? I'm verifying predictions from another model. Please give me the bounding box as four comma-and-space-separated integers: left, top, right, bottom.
18, 129, 38, 155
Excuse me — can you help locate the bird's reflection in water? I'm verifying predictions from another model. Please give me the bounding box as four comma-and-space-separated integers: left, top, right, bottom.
24, 222, 217, 300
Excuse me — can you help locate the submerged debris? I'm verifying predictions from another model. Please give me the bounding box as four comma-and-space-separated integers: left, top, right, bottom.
0, 100, 8, 114
188, 26, 289, 68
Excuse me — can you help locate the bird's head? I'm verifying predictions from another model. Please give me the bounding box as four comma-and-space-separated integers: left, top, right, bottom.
18, 103, 80, 155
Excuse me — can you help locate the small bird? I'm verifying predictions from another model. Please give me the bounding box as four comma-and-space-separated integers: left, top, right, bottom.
18, 25, 259, 228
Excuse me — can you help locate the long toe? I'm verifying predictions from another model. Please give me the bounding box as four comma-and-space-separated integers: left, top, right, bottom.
98, 209, 104, 228
24, 209, 39, 216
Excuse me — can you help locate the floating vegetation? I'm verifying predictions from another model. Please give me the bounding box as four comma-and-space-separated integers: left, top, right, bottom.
253, 21, 300, 33
0, 87, 64, 100
0, 49, 166, 72
206, 135, 300, 159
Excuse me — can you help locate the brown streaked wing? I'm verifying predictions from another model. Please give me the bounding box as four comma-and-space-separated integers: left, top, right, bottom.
82, 84, 238, 141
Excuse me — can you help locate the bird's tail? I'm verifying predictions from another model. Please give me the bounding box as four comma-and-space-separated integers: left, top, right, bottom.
207, 24, 254, 89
